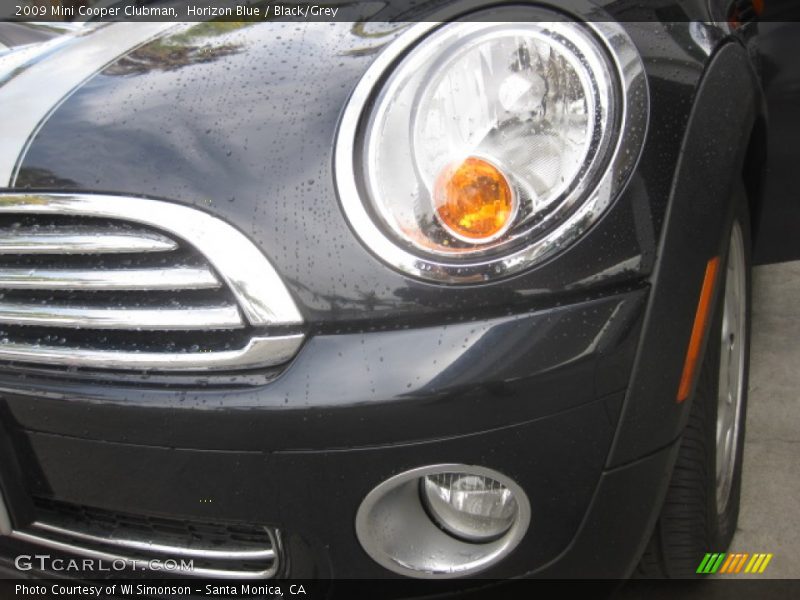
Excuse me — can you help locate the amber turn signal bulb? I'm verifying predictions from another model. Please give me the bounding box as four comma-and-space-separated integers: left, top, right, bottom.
433, 156, 515, 242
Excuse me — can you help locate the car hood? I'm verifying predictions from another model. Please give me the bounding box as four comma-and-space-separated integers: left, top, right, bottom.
3, 20, 662, 327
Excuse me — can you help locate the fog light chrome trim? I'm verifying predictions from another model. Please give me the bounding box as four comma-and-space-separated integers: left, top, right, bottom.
0, 491, 11, 536
355, 465, 530, 578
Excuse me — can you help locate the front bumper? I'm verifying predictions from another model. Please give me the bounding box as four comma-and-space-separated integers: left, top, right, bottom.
0, 286, 666, 579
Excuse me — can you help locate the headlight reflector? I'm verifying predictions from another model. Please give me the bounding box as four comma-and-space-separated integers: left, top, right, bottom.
336, 8, 648, 282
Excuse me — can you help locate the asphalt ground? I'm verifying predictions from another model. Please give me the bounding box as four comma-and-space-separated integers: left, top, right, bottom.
727, 260, 800, 578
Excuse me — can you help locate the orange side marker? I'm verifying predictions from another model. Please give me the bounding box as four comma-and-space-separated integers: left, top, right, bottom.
677, 257, 720, 403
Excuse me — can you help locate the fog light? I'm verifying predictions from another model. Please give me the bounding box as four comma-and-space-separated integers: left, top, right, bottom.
422, 473, 519, 542
355, 464, 530, 578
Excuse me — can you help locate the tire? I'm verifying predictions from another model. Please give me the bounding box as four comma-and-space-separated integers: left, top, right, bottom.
636, 189, 752, 578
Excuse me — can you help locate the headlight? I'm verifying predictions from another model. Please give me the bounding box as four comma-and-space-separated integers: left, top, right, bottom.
336, 7, 648, 283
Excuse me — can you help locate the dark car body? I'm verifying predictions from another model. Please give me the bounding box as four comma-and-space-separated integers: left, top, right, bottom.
0, 0, 766, 582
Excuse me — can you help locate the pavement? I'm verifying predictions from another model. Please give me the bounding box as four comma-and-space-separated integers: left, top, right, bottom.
730, 19, 800, 580
728, 259, 800, 578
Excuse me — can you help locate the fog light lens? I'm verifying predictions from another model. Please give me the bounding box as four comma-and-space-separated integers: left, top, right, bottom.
422, 473, 519, 542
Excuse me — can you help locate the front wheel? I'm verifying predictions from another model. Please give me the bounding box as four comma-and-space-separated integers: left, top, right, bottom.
637, 190, 751, 578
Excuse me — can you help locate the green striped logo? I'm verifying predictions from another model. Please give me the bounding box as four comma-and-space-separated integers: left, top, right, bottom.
697, 552, 774, 574
697, 553, 727, 574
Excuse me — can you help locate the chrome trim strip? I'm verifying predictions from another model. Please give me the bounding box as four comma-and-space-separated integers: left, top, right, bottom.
0, 334, 304, 371
0, 302, 243, 330
0, 491, 10, 536
0, 266, 220, 290
334, 3, 649, 283
30, 521, 274, 561
9, 529, 279, 579
0, 228, 177, 254
0, 23, 178, 185
0, 194, 303, 327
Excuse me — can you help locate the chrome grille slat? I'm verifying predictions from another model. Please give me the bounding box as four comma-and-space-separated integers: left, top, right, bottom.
0, 302, 243, 330
0, 193, 305, 371
0, 226, 177, 254
0, 334, 304, 371
13, 497, 282, 579
10, 530, 279, 579
0, 266, 221, 290
30, 521, 275, 561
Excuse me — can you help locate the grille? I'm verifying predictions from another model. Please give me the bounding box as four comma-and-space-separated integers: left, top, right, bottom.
8, 497, 280, 579
0, 193, 304, 372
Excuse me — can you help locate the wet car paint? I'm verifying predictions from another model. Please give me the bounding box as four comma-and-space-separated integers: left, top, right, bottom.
11, 20, 701, 327
0, 0, 768, 580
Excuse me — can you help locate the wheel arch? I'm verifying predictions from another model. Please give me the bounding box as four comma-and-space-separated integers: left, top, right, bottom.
606, 39, 765, 468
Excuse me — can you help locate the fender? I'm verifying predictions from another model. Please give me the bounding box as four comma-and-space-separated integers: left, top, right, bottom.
607, 40, 765, 468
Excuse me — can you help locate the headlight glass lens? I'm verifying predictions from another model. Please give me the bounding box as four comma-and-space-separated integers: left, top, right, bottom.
422, 473, 520, 542
362, 17, 617, 257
